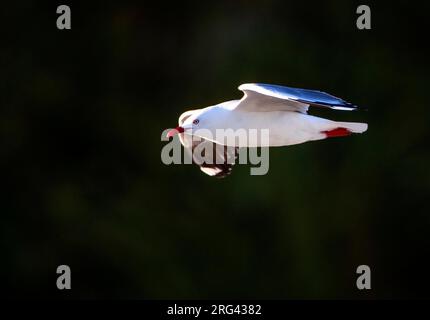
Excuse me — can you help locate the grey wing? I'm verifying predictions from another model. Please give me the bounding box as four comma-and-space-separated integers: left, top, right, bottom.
180, 133, 238, 178
195, 141, 238, 178
234, 83, 358, 113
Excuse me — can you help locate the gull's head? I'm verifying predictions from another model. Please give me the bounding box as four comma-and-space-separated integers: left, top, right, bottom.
166, 111, 204, 138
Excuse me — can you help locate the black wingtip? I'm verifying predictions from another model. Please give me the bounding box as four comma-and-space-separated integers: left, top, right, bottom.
352, 104, 368, 111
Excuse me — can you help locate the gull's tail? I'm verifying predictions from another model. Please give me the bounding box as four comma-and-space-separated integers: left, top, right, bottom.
322, 121, 368, 137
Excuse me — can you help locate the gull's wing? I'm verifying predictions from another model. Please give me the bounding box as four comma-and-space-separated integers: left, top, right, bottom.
180, 133, 238, 178
178, 110, 237, 178
233, 83, 358, 113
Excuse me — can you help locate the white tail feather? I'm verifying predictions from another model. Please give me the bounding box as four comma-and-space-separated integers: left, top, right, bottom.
335, 121, 368, 133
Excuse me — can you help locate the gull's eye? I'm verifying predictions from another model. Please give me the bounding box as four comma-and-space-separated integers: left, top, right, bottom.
193, 119, 199, 125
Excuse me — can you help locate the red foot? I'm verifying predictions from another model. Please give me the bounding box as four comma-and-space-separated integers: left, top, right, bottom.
322, 127, 352, 138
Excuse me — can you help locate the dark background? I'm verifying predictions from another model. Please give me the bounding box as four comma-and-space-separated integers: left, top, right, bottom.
1, 0, 429, 299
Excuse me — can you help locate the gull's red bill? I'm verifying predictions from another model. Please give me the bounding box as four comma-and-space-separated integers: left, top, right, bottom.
166, 126, 184, 138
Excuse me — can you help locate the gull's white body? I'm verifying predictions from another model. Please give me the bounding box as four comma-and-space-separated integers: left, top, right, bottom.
168, 83, 368, 177
181, 100, 367, 148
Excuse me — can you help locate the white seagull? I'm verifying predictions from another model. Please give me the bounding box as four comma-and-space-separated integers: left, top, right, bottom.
166, 83, 368, 177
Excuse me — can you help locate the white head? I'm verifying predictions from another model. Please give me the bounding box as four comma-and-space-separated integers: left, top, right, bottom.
166, 105, 231, 140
